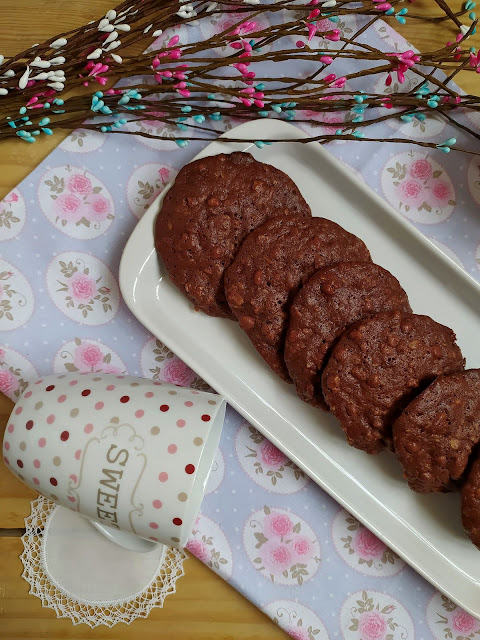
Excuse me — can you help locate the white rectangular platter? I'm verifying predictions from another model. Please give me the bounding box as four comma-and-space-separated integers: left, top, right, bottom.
120, 119, 480, 617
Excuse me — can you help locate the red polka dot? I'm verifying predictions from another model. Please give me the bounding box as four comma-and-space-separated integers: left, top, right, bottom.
17, 459, 23, 468
135, 409, 144, 418
15, 406, 22, 415
57, 394, 66, 403
185, 464, 195, 475
75, 449, 82, 460
34, 379, 43, 384
38, 438, 46, 448
24, 391, 32, 399
145, 391, 154, 398
47, 414, 55, 425
7, 424, 14, 433
68, 496, 76, 502
50, 477, 58, 486
60, 431, 69, 442
95, 401, 104, 410
81, 389, 91, 397
4, 442, 9, 451
69, 380, 78, 386
149, 536, 158, 542
176, 419, 186, 428
69, 474, 77, 483
184, 401, 193, 407
192, 391, 199, 395
46, 385, 55, 392
84, 423, 93, 434
120, 395, 129, 403
168, 444, 178, 454
201, 414, 211, 422
158, 472, 168, 482
154, 381, 162, 386
149, 522, 159, 529
160, 404, 169, 412
173, 517, 183, 526
33, 477, 40, 485
33, 459, 40, 469
3, 457, 9, 465
152, 500, 163, 509
106, 384, 115, 391
26, 420, 34, 430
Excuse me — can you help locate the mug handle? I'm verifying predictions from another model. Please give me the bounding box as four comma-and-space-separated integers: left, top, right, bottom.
88, 520, 159, 553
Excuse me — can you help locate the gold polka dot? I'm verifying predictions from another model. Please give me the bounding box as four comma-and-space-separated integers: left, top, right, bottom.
93, 377, 102, 382
111, 416, 120, 424
19, 441, 26, 451
50, 494, 58, 501
35, 401, 43, 410
70, 408, 79, 418
17, 473, 24, 481
178, 492, 188, 502
193, 437, 203, 446
150, 426, 160, 436
57, 375, 66, 379
168, 390, 177, 395
53, 456, 61, 466
208, 400, 217, 405
171, 536, 180, 543
130, 382, 139, 387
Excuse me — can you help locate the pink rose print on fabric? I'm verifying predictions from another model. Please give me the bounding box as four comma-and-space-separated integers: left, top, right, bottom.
67, 174, 92, 194
185, 538, 210, 563
235, 422, 308, 493
0, 346, 37, 401
264, 600, 328, 640
382, 152, 455, 223
127, 163, 178, 220
89, 194, 111, 221
359, 612, 388, 640
162, 357, 196, 387
353, 528, 386, 558
452, 610, 477, 634
0, 368, 19, 396
68, 272, 97, 301
427, 593, 480, 640
56, 193, 82, 221
260, 440, 288, 468
264, 513, 293, 538
1, 190, 26, 241
187, 513, 233, 579
140, 337, 210, 391
341, 591, 413, 640
39, 166, 114, 238
243, 507, 320, 585
47, 252, 119, 325
410, 159, 433, 181
332, 509, 404, 576
53, 338, 126, 375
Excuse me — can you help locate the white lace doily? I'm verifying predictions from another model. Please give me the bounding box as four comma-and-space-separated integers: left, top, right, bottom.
21, 496, 187, 627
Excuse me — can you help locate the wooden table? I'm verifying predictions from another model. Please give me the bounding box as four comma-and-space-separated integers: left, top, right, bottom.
0, 2, 478, 638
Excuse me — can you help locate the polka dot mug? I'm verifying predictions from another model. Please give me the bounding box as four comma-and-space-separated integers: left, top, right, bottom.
3, 373, 226, 551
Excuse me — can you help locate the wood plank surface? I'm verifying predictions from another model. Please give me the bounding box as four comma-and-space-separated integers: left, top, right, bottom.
0, 1, 479, 638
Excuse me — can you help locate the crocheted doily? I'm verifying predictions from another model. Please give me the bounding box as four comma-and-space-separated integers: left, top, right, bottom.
20, 496, 187, 627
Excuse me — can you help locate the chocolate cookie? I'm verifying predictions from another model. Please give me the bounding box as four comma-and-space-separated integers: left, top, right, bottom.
155, 152, 311, 318
224, 216, 371, 381
284, 262, 411, 409
462, 449, 480, 548
393, 369, 480, 493
322, 311, 464, 454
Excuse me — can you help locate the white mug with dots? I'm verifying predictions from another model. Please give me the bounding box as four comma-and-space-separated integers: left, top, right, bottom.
3, 373, 225, 551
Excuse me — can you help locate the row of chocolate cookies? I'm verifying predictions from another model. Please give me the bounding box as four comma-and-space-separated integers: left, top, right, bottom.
155, 152, 480, 548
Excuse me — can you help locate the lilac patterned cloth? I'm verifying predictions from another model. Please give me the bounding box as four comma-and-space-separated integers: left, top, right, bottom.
1, 12, 480, 639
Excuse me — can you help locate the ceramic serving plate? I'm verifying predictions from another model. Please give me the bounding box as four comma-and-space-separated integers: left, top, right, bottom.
119, 119, 480, 616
